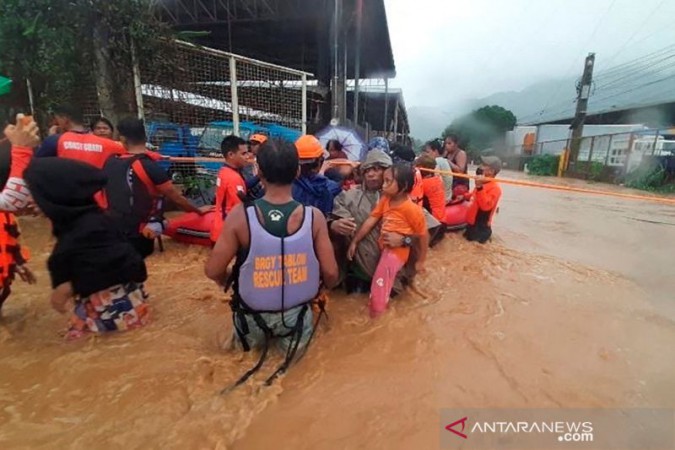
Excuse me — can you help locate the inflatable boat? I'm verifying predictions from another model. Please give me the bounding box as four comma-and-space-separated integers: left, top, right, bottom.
442, 201, 469, 231
163, 211, 214, 247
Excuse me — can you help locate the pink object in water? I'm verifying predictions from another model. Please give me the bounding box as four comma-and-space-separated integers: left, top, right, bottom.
369, 249, 406, 318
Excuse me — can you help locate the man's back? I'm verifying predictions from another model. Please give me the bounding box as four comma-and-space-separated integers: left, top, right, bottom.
38, 131, 125, 169
237, 200, 320, 310
103, 154, 169, 233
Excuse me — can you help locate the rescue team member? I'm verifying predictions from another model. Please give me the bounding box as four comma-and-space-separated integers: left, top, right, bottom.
24, 158, 149, 340
0, 115, 40, 313
36, 105, 125, 168
104, 118, 208, 258
210, 135, 251, 243
292, 135, 341, 217
249, 133, 267, 157
348, 163, 428, 318
414, 155, 446, 222
206, 140, 338, 385
444, 134, 469, 198
424, 139, 453, 202
464, 156, 503, 244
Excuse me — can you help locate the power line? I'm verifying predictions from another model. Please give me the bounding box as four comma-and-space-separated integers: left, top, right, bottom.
519, 100, 578, 124
589, 73, 675, 105
600, 0, 668, 69
593, 45, 675, 82
595, 45, 675, 79
594, 56, 675, 91
518, 99, 576, 123
522, 71, 675, 124
520, 47, 675, 124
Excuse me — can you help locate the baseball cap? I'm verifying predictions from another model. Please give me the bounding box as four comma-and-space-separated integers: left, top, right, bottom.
361, 150, 392, 170
480, 155, 502, 174
295, 135, 325, 161
250, 134, 268, 144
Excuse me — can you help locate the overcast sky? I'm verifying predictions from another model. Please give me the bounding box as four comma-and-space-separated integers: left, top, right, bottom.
385, 0, 675, 108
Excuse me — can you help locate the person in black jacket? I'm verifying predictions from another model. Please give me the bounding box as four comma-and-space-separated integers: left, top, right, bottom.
24, 157, 149, 340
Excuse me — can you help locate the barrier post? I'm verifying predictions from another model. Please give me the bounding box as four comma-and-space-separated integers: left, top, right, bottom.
229, 56, 240, 136
301, 73, 307, 134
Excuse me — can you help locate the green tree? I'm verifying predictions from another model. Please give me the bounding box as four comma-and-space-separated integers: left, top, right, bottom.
0, 0, 174, 126
442, 105, 517, 160
410, 136, 424, 152
0, 0, 84, 123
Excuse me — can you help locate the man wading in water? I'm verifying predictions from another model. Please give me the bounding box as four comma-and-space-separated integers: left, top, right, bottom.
206, 140, 338, 387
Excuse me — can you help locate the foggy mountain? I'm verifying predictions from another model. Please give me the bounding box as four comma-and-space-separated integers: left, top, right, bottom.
408, 77, 577, 140
408, 70, 675, 140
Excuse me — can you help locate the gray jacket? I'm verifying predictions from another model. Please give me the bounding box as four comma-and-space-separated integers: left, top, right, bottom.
332, 186, 440, 291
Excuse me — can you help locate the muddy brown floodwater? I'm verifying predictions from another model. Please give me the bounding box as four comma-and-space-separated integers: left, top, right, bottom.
1, 170, 674, 449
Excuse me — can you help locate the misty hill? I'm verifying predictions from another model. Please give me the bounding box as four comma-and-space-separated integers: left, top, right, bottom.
408, 78, 577, 140
408, 70, 675, 140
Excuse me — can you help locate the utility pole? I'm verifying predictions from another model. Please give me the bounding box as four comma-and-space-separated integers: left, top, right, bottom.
331, 0, 346, 124
353, 0, 363, 126
568, 52, 595, 168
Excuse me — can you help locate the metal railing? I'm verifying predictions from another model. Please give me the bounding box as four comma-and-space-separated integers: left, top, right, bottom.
503, 128, 674, 176
137, 39, 312, 135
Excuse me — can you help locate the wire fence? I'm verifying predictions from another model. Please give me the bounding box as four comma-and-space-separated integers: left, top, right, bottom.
135, 40, 311, 188
501, 128, 675, 179
142, 40, 309, 128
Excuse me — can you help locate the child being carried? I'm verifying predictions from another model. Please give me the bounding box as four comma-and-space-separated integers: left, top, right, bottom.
348, 163, 429, 317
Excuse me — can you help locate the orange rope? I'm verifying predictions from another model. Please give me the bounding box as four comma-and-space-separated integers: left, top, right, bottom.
166, 156, 223, 163
418, 167, 675, 206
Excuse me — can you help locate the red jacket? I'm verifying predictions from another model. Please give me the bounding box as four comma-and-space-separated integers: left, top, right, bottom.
211, 165, 246, 242
56, 131, 125, 169
466, 181, 502, 227
420, 175, 446, 221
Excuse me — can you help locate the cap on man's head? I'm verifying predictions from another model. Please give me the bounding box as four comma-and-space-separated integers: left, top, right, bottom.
250, 134, 268, 145
361, 149, 392, 170
481, 155, 502, 174
295, 135, 325, 162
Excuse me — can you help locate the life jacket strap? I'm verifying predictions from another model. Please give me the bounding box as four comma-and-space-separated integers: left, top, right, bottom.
221, 292, 327, 394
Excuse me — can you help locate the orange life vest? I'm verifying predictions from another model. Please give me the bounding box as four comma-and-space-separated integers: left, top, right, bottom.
0, 213, 29, 284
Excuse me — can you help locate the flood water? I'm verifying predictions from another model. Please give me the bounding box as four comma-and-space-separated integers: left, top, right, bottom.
1, 170, 674, 449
